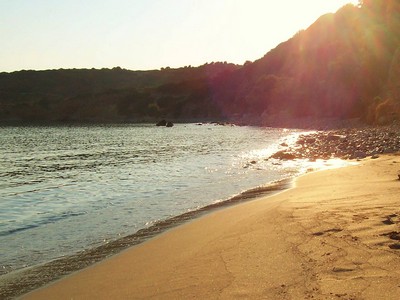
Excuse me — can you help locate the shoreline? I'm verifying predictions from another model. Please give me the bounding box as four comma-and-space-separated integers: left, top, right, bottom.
20, 154, 400, 299
0, 178, 292, 299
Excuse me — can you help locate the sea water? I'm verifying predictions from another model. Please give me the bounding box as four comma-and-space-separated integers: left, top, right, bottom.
0, 123, 305, 276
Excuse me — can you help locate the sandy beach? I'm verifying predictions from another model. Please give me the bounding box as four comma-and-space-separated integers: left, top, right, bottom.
22, 154, 400, 300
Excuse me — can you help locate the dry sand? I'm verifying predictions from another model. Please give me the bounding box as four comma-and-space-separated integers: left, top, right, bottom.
22, 154, 400, 299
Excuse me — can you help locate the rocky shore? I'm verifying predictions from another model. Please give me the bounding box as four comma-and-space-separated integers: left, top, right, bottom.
271, 124, 400, 161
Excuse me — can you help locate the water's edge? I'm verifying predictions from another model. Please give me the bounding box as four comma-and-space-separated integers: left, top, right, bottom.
0, 178, 293, 300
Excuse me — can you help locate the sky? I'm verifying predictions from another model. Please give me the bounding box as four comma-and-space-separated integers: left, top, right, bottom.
0, 0, 358, 72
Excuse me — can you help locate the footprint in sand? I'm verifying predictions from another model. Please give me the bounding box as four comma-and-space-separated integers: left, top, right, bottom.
388, 244, 400, 250
381, 231, 400, 241
382, 214, 399, 225
380, 215, 400, 250
332, 267, 355, 273
380, 230, 400, 250
312, 228, 343, 236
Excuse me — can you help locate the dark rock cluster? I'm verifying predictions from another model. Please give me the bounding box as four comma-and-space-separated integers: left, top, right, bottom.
156, 120, 174, 127
271, 125, 400, 161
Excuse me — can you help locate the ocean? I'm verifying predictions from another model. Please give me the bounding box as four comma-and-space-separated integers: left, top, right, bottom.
0, 123, 320, 296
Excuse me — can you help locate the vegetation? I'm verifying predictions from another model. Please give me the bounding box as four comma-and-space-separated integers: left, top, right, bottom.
213, 0, 400, 125
0, 63, 239, 122
1, 0, 399, 125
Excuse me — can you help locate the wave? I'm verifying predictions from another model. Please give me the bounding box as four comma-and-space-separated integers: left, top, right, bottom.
0, 211, 86, 238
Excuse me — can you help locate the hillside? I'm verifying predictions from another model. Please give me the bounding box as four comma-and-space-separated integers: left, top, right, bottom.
211, 0, 400, 126
1, 0, 399, 126
0, 63, 239, 122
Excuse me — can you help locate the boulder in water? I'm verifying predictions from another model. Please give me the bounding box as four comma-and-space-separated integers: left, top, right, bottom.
271, 150, 297, 160
156, 120, 167, 126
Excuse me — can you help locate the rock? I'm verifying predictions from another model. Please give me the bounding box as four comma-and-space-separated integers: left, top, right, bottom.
212, 122, 233, 126
280, 142, 288, 147
306, 138, 316, 144
271, 150, 297, 160
296, 139, 306, 145
352, 150, 366, 159
286, 125, 400, 161
327, 134, 342, 141
156, 120, 173, 127
156, 120, 167, 126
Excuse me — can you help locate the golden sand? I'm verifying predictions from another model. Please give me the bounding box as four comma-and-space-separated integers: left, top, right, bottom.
23, 154, 400, 299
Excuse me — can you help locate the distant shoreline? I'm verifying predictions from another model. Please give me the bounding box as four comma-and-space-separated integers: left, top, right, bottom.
0, 117, 371, 129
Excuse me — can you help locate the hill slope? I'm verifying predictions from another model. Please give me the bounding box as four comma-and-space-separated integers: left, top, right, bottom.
211, 1, 400, 125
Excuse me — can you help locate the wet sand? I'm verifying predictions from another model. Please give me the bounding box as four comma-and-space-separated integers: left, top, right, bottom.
23, 154, 400, 299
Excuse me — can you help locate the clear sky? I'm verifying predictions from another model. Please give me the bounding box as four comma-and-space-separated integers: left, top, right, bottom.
0, 0, 358, 72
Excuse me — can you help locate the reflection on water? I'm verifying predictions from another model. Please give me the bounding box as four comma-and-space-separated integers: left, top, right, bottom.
0, 124, 306, 275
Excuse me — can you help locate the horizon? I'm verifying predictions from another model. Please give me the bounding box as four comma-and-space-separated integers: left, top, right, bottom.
1, 0, 358, 73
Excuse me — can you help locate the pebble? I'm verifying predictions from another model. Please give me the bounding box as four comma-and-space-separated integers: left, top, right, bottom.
271, 125, 400, 161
